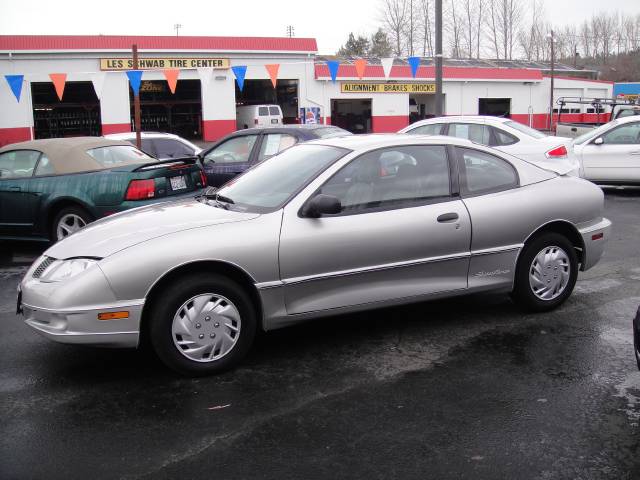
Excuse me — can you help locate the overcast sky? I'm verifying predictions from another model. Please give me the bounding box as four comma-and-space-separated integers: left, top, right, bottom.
0, 0, 639, 54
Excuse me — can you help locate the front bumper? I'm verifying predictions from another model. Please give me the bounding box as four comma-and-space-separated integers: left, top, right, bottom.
578, 217, 612, 271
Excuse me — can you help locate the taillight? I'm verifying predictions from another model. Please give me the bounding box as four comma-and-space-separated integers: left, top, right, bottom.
545, 145, 568, 159
199, 170, 207, 186
125, 179, 155, 200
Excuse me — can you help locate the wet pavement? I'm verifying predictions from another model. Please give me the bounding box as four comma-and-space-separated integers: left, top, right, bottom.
1, 188, 639, 479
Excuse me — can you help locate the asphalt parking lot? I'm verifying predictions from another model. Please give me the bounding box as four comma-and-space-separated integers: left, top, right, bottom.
1, 187, 639, 479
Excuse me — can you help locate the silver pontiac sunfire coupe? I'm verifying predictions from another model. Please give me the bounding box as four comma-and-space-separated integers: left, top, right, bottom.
18, 135, 611, 375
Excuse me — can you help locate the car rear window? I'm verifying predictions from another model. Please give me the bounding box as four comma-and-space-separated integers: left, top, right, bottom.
258, 107, 269, 116
503, 121, 547, 139
86, 145, 156, 168
269, 106, 280, 115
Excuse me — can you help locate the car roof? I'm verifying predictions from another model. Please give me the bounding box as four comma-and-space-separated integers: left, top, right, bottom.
305, 133, 477, 150
0, 136, 141, 174
408, 115, 511, 126
236, 125, 346, 134
104, 132, 181, 140
610, 114, 640, 125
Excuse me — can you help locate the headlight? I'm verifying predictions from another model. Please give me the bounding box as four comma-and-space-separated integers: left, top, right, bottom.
40, 258, 99, 283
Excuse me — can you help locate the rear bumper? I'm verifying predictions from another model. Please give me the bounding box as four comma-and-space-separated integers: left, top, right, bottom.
578, 217, 612, 271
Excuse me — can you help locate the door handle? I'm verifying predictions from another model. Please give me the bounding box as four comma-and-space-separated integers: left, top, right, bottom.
437, 212, 459, 223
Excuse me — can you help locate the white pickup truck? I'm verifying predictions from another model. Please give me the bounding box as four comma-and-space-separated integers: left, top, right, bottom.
555, 97, 640, 138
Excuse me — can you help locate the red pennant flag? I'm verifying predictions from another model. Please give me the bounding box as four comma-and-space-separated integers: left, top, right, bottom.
265, 64, 280, 88
163, 69, 180, 94
49, 73, 67, 101
354, 59, 367, 79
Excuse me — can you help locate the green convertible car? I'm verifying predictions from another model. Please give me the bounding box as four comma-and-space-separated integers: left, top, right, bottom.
0, 137, 206, 242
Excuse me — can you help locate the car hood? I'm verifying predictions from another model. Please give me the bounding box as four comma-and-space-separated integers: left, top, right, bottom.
46, 199, 260, 259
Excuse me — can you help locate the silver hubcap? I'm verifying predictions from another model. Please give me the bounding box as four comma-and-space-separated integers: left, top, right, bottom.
56, 213, 86, 240
529, 245, 571, 301
171, 293, 241, 363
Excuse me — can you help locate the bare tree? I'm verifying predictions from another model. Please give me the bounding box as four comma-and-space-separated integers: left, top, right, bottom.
419, 0, 434, 57
485, 0, 501, 58
448, 0, 463, 58
380, 0, 409, 56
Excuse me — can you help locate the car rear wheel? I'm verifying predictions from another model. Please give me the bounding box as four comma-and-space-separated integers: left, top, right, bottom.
52, 206, 92, 242
512, 233, 578, 312
149, 273, 256, 376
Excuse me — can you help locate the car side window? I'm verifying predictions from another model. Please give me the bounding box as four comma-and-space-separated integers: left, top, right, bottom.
448, 123, 491, 145
34, 154, 56, 176
258, 107, 269, 116
491, 127, 519, 146
406, 123, 445, 136
457, 147, 518, 195
257, 134, 298, 162
601, 122, 640, 145
203, 135, 258, 164
319, 145, 451, 214
269, 106, 280, 116
0, 150, 41, 179
153, 138, 195, 158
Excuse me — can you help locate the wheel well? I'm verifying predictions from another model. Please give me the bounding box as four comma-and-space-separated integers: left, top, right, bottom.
525, 221, 585, 267
139, 261, 264, 344
46, 200, 93, 237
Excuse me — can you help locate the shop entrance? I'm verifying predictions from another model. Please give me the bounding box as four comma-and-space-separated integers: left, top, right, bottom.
331, 99, 372, 133
235, 79, 299, 124
410, 94, 438, 123
32, 82, 100, 139
479, 98, 511, 117
131, 80, 202, 139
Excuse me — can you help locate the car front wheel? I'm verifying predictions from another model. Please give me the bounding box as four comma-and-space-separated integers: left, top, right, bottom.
52, 206, 92, 242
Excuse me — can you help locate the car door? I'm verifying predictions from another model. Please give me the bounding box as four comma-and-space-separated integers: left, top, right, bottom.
0, 149, 42, 237
255, 133, 298, 163
580, 121, 640, 183
201, 133, 260, 187
278, 144, 471, 315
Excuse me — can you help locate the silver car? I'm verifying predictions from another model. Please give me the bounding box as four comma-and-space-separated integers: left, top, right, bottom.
17, 135, 611, 375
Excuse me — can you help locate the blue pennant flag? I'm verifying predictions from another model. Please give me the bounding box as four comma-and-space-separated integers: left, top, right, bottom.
326, 61, 340, 83
232, 65, 247, 91
126, 70, 143, 96
408, 57, 420, 78
4, 75, 24, 102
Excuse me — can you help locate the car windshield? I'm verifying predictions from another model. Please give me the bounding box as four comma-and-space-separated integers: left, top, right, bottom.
573, 121, 619, 145
86, 145, 156, 167
213, 144, 348, 212
503, 121, 547, 139
314, 127, 353, 138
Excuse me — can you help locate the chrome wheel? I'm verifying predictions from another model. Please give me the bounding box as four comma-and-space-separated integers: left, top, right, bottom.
171, 293, 241, 363
529, 245, 571, 301
56, 213, 86, 240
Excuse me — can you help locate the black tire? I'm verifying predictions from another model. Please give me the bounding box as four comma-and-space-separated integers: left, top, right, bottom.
51, 205, 93, 243
149, 273, 257, 376
512, 233, 578, 312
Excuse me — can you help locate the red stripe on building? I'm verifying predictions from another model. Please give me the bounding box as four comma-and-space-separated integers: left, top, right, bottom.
315, 65, 543, 81
372, 116, 410, 133
101, 123, 131, 135
202, 120, 236, 142
0, 127, 32, 147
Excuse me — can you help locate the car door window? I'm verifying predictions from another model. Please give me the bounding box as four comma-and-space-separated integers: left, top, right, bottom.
320, 145, 451, 214
491, 127, 519, 146
258, 107, 269, 116
0, 150, 40, 179
257, 134, 298, 162
448, 123, 492, 145
406, 123, 445, 136
203, 135, 258, 164
34, 154, 55, 176
457, 147, 518, 195
601, 122, 640, 145
153, 138, 195, 158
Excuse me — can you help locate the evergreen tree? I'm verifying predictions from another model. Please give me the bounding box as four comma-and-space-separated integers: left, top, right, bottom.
337, 32, 371, 57
369, 28, 394, 57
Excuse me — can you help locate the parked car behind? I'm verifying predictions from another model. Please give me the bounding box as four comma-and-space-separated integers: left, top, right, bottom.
200, 125, 351, 186
236, 104, 283, 130
18, 134, 610, 375
0, 137, 206, 242
104, 132, 202, 160
399, 115, 579, 175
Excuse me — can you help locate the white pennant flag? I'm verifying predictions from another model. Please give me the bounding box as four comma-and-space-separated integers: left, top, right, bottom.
381, 57, 394, 79
90, 71, 107, 100
197, 67, 214, 86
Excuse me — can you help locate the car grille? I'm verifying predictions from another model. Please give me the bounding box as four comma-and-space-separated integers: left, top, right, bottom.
32, 256, 56, 278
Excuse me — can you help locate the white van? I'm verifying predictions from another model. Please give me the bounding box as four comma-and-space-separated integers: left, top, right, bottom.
236, 104, 283, 129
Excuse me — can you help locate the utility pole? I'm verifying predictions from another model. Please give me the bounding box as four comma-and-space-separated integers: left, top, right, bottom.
435, 0, 443, 116
132, 44, 142, 150
548, 30, 556, 132
174, 23, 182, 37
286, 25, 295, 38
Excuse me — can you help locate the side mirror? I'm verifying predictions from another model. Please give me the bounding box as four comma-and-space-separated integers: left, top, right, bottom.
301, 194, 342, 218
593, 137, 604, 145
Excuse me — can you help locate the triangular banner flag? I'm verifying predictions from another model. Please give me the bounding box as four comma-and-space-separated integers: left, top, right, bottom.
49, 73, 67, 101
126, 70, 143, 96
197, 67, 214, 85
408, 57, 420, 78
4, 75, 24, 102
354, 59, 367, 79
326, 60, 340, 83
265, 64, 280, 88
381, 57, 394, 79
90, 71, 107, 100
163, 69, 180, 94
232, 65, 247, 91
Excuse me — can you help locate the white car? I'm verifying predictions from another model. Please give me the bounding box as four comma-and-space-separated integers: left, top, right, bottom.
399, 116, 579, 175
104, 132, 202, 161
572, 116, 640, 185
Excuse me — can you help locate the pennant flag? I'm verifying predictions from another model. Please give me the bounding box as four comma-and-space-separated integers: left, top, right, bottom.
232, 65, 247, 91
49, 73, 67, 101
265, 64, 280, 88
4, 75, 24, 102
326, 60, 340, 83
381, 57, 394, 79
354, 59, 367, 79
90, 71, 107, 100
408, 57, 420, 78
126, 70, 143, 96
163, 68, 180, 94
197, 67, 214, 86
